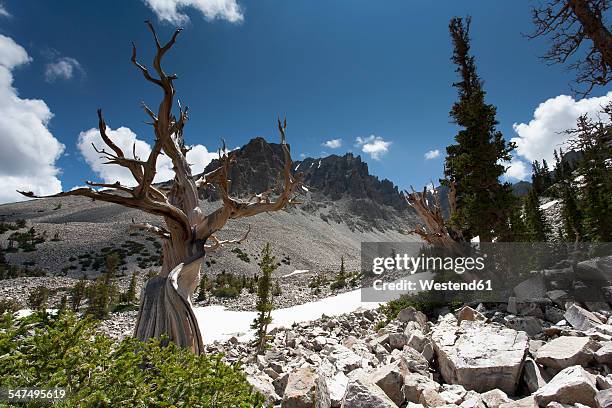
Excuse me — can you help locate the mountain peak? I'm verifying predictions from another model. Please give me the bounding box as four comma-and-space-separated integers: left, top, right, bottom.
201, 137, 407, 211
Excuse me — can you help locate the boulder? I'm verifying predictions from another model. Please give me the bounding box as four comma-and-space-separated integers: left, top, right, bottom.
514, 275, 547, 301
457, 306, 486, 324
480, 389, 511, 408
397, 307, 428, 330
418, 388, 447, 407
504, 316, 543, 337
534, 365, 597, 407
388, 333, 408, 350
397, 346, 430, 376
546, 290, 570, 309
535, 336, 597, 371
522, 358, 547, 394
326, 344, 363, 374
597, 375, 612, 390
431, 315, 528, 395
565, 304, 604, 331
498, 395, 537, 408
576, 256, 612, 282
595, 389, 612, 408
327, 372, 349, 408
402, 373, 440, 403
368, 362, 405, 406
248, 374, 281, 406
595, 341, 612, 364
341, 375, 398, 408
282, 367, 331, 408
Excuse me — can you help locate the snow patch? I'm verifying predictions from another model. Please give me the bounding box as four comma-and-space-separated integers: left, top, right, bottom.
282, 269, 309, 278
194, 272, 434, 344
539, 200, 559, 211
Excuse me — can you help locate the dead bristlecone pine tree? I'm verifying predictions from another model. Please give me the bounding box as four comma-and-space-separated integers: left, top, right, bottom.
18, 22, 303, 354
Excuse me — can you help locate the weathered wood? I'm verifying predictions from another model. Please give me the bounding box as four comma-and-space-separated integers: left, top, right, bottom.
19, 22, 302, 354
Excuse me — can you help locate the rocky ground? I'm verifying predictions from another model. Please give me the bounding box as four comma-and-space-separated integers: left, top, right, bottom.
195, 256, 612, 408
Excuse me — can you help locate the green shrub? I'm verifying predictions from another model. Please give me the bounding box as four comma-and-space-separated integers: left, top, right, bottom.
378, 292, 462, 328
0, 298, 21, 315
0, 312, 265, 407
27, 286, 49, 310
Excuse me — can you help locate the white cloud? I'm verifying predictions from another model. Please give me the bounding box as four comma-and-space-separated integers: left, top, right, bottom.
424, 149, 440, 160
143, 0, 244, 24
355, 135, 391, 160
45, 57, 84, 83
0, 3, 10, 17
503, 156, 529, 181
77, 126, 217, 186
0, 35, 65, 204
323, 138, 342, 149
511, 92, 612, 164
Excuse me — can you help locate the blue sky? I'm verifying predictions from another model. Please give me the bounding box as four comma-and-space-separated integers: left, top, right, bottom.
0, 0, 611, 203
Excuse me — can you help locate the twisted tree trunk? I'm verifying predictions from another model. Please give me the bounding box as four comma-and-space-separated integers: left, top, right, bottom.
19, 22, 302, 354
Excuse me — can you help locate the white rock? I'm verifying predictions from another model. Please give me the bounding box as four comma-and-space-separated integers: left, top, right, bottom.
595, 341, 612, 364
535, 336, 597, 371
534, 365, 597, 407
341, 374, 398, 408
480, 389, 511, 408
431, 315, 528, 395
282, 367, 331, 408
564, 303, 603, 331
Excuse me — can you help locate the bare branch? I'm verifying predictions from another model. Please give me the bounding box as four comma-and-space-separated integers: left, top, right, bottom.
204, 225, 251, 252
129, 222, 171, 239
405, 183, 464, 252
195, 119, 303, 241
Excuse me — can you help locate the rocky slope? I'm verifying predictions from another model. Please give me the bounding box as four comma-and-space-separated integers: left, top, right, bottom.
0, 137, 419, 310
198, 256, 612, 407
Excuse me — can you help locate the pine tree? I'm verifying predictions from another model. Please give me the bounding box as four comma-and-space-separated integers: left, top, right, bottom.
196, 273, 208, 302
71, 276, 87, 312
251, 243, 277, 354
87, 253, 120, 319
560, 181, 582, 242
330, 256, 347, 290
443, 17, 516, 242
524, 188, 548, 241
126, 272, 138, 304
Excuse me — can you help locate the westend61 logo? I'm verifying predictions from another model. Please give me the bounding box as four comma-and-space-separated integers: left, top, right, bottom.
372, 253, 486, 275
369, 253, 492, 293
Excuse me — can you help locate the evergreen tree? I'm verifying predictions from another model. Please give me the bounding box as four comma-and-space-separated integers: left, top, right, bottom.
568, 108, 612, 242
497, 203, 528, 242
524, 188, 548, 241
27, 286, 49, 311
443, 17, 516, 242
71, 276, 87, 312
560, 181, 582, 242
251, 243, 277, 354
87, 253, 120, 319
126, 272, 138, 304
330, 256, 348, 290
196, 273, 208, 302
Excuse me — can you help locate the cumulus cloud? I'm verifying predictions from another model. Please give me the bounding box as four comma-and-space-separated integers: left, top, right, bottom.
424, 149, 440, 160
0, 35, 65, 204
143, 0, 244, 24
503, 156, 530, 181
355, 135, 391, 160
323, 138, 342, 149
511, 92, 612, 165
77, 126, 217, 185
0, 3, 10, 17
45, 56, 84, 82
